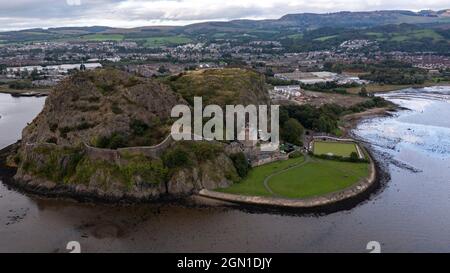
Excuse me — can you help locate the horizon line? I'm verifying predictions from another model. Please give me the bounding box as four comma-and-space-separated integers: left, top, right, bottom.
1, 8, 449, 32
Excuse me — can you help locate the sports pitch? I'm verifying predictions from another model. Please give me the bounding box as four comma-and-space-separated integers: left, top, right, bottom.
313, 141, 359, 157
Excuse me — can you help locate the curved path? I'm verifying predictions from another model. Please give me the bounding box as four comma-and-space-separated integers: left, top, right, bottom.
263, 154, 312, 196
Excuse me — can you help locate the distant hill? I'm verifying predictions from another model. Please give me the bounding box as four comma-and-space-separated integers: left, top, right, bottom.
0, 9, 449, 54
0, 9, 449, 44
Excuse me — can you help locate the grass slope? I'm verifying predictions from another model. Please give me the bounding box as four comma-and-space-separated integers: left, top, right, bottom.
166, 68, 269, 106
217, 157, 305, 196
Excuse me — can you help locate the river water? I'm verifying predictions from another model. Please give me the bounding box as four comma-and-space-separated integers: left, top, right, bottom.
0, 87, 449, 253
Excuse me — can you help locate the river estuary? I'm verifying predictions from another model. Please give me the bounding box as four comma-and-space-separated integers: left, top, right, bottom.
0, 87, 449, 253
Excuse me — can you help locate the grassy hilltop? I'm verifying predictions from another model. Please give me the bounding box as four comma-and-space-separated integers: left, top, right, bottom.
165, 68, 271, 107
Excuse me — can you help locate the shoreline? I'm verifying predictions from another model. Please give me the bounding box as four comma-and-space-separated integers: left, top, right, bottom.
0, 90, 49, 97
0, 107, 392, 214
0, 144, 181, 205
340, 107, 394, 137
0, 86, 51, 97
196, 145, 381, 213
346, 81, 450, 94
0, 142, 387, 214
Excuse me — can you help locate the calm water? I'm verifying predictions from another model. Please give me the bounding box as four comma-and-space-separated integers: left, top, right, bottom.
0, 88, 449, 253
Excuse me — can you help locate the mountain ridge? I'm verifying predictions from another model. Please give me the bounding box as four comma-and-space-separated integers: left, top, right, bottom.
1, 9, 450, 36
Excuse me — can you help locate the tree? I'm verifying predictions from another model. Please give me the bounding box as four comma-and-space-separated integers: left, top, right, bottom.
281, 118, 304, 146
30, 68, 40, 81
230, 152, 249, 178
0, 64, 6, 74
359, 85, 368, 97
158, 65, 169, 74
349, 152, 359, 162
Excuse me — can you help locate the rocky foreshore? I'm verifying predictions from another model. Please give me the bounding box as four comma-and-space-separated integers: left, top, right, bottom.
0, 143, 167, 203
0, 141, 389, 214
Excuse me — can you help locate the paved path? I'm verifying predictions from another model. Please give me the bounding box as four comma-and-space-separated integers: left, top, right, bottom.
262, 154, 312, 196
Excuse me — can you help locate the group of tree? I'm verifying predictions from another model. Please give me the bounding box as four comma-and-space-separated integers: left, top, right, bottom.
301, 81, 359, 94
0, 64, 7, 74
281, 118, 305, 146
8, 80, 33, 90
280, 97, 389, 135
326, 60, 428, 85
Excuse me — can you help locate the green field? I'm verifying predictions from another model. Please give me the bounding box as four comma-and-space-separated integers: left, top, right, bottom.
141, 36, 193, 47
391, 29, 443, 42
366, 29, 445, 42
218, 156, 369, 199
80, 34, 125, 41
314, 35, 338, 41
217, 157, 305, 196
268, 160, 369, 198
313, 141, 358, 157
287, 34, 303, 39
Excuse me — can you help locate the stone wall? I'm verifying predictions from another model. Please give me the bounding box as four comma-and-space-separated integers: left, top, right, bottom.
251, 154, 289, 167
117, 135, 174, 158
83, 134, 174, 161
25, 134, 174, 164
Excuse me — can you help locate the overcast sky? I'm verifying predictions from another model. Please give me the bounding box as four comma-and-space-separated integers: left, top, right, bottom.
0, 0, 449, 31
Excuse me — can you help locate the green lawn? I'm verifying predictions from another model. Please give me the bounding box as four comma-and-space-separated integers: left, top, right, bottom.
268, 160, 369, 198
217, 157, 305, 196
217, 156, 369, 199
313, 141, 358, 157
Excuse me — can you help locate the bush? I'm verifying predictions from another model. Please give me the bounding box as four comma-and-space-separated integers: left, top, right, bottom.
230, 152, 250, 178
191, 142, 223, 160
75, 122, 95, 131
8, 80, 32, 90
120, 159, 168, 186
349, 152, 359, 162
163, 147, 191, 168
130, 119, 149, 136
313, 153, 368, 163
46, 137, 58, 144
49, 123, 58, 132
59, 126, 72, 138
109, 133, 127, 149
111, 102, 123, 114
96, 132, 128, 149
359, 86, 368, 97
97, 83, 116, 94
289, 151, 302, 159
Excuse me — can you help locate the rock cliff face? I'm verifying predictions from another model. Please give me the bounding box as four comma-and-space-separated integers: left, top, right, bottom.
7, 68, 263, 201
22, 69, 184, 147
